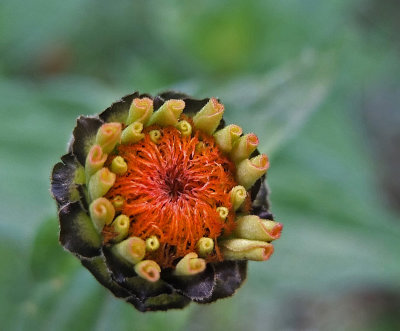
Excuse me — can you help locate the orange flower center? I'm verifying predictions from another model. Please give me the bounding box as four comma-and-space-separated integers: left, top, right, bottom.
106, 125, 238, 267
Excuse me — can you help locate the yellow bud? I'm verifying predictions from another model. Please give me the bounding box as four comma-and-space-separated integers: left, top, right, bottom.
174, 252, 206, 276
95, 122, 122, 154
213, 124, 242, 153
89, 197, 115, 232
216, 206, 229, 220
176, 120, 192, 137
145, 236, 160, 251
230, 185, 247, 211
121, 122, 145, 144
192, 98, 224, 135
126, 97, 154, 125
113, 237, 146, 265
149, 130, 161, 144
147, 99, 185, 127
236, 154, 269, 189
134, 260, 161, 282
111, 156, 128, 175
112, 214, 130, 242
196, 237, 214, 257
220, 239, 274, 261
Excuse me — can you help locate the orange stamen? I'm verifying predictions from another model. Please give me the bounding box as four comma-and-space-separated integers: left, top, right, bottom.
106, 126, 237, 267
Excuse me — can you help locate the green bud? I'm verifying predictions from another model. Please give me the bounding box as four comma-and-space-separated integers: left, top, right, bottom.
196, 237, 214, 257
174, 252, 206, 276
213, 124, 242, 153
113, 237, 146, 265
110, 156, 128, 175
149, 130, 161, 144
219, 239, 274, 261
176, 120, 192, 137
230, 133, 259, 164
112, 214, 130, 242
236, 154, 269, 190
121, 122, 145, 144
146, 236, 160, 251
126, 97, 154, 125
216, 206, 229, 220
147, 99, 185, 127
85, 144, 107, 179
134, 260, 161, 282
234, 215, 283, 242
95, 122, 122, 154
88, 167, 116, 200
89, 197, 115, 232
111, 195, 124, 211
230, 185, 247, 211
192, 98, 224, 135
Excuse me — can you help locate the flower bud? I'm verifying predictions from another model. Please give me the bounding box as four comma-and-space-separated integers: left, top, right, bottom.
196, 237, 214, 257
126, 97, 154, 125
88, 167, 116, 200
192, 98, 224, 135
147, 99, 185, 127
95, 122, 122, 154
174, 252, 206, 276
145, 235, 160, 251
219, 239, 274, 261
110, 156, 128, 175
230, 133, 259, 164
121, 122, 145, 144
216, 206, 229, 220
85, 144, 107, 178
213, 124, 242, 153
113, 237, 146, 265
111, 195, 124, 211
236, 154, 269, 190
230, 185, 247, 211
134, 260, 161, 282
112, 214, 130, 242
89, 197, 115, 232
176, 120, 192, 137
149, 130, 161, 144
234, 215, 282, 242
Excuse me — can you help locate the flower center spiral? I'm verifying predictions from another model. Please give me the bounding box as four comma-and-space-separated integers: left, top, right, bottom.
106, 125, 238, 267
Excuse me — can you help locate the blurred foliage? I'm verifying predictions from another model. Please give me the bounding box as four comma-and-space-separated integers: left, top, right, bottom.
0, 0, 399, 330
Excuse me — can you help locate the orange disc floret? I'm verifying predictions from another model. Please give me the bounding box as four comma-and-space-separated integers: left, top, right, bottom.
106, 126, 238, 268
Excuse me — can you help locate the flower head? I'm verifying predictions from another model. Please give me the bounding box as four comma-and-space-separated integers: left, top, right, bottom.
51, 91, 282, 312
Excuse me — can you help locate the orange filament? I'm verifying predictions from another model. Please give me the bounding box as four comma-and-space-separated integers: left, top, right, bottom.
106, 126, 238, 267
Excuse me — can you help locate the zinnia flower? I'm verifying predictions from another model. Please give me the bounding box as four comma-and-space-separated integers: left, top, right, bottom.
51, 91, 282, 312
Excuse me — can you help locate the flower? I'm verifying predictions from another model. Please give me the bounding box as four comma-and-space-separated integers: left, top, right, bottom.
51, 91, 282, 312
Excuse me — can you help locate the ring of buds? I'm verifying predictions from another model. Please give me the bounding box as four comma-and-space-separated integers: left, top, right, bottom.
51, 91, 282, 312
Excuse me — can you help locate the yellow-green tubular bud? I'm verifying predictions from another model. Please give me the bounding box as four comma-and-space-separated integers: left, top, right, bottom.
126, 97, 154, 125
174, 252, 206, 276
111, 195, 125, 211
85, 144, 107, 178
230, 185, 247, 211
192, 98, 224, 135
216, 206, 229, 220
134, 260, 161, 282
213, 124, 242, 153
88, 167, 116, 200
145, 236, 160, 251
112, 214, 130, 242
230, 133, 259, 164
89, 197, 115, 232
195, 142, 205, 153
234, 215, 283, 242
149, 130, 161, 144
196, 237, 214, 257
121, 121, 144, 144
95, 122, 122, 154
113, 237, 146, 265
147, 99, 185, 127
111, 156, 127, 175
176, 120, 192, 137
236, 154, 269, 190
219, 239, 274, 261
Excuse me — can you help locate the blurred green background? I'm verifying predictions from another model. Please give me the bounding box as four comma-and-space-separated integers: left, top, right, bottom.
1, 0, 400, 330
